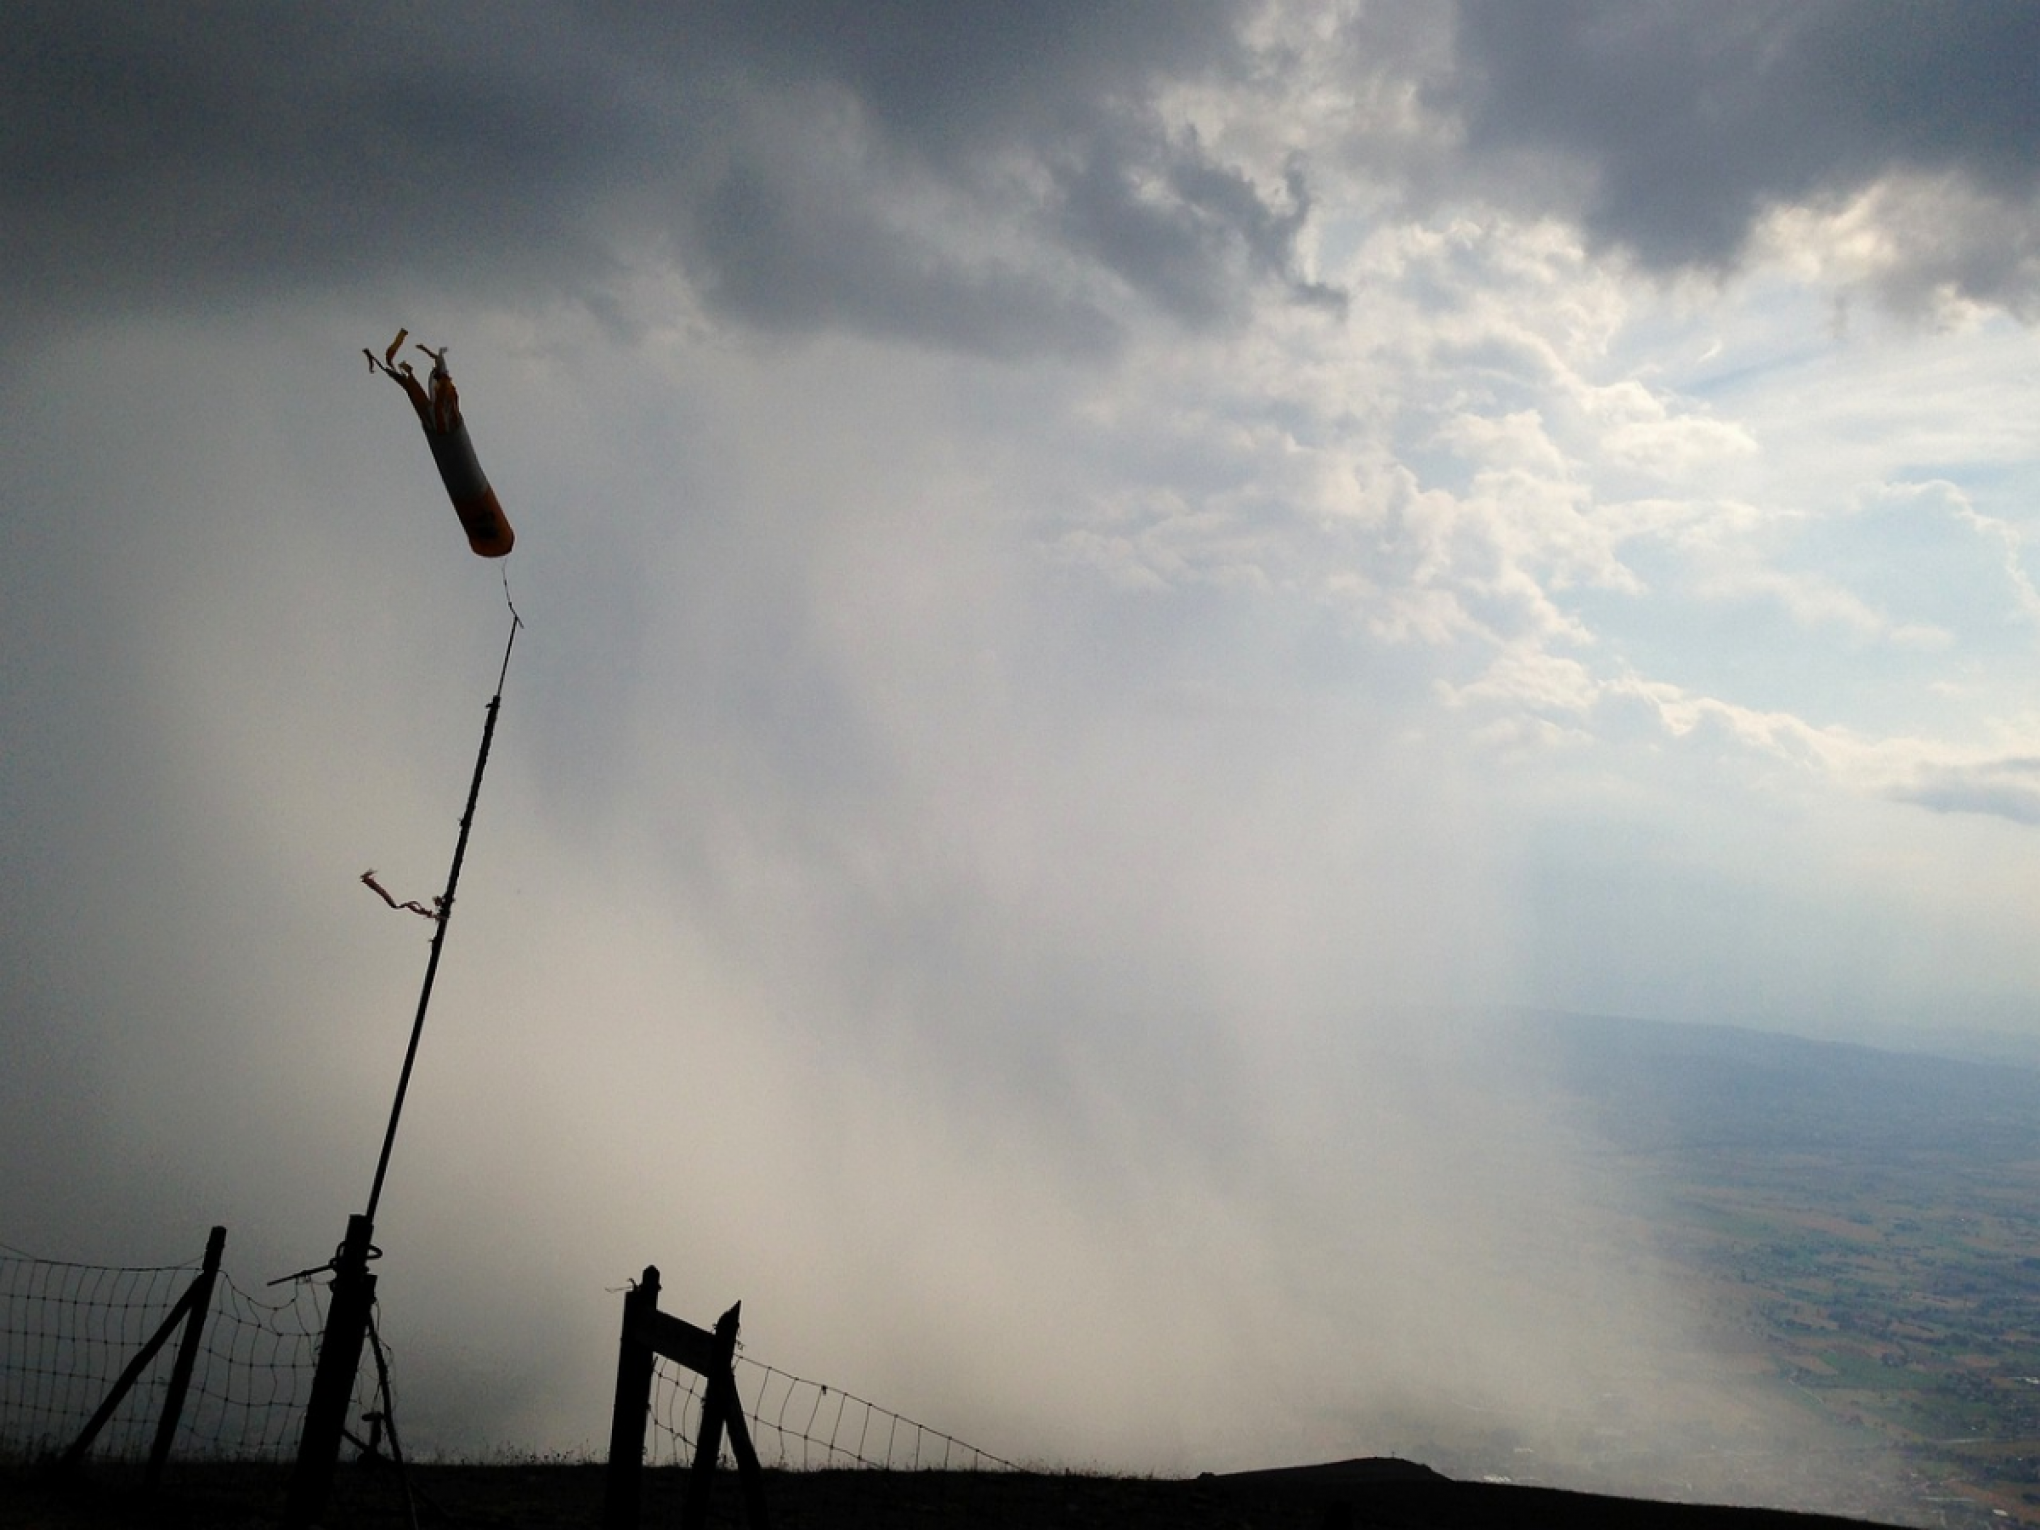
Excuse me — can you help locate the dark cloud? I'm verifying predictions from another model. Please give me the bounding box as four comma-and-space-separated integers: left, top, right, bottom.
628, 0, 1241, 156
15, 2, 2037, 344
0, 1, 1338, 352
0, 6, 636, 309
1055, 131, 1348, 324
1891, 759, 2040, 827
1451, 0, 2040, 296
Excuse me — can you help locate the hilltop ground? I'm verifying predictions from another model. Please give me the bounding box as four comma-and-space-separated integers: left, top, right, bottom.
2, 1457, 1912, 1529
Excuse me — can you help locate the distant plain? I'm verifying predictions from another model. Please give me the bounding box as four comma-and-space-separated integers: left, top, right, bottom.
1487, 1013, 2040, 1528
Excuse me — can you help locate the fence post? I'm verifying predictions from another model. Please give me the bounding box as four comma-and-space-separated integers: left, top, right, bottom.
146, 1224, 225, 1487
603, 1266, 661, 1530
56, 1226, 228, 1476
682, 1303, 743, 1530
284, 1213, 378, 1526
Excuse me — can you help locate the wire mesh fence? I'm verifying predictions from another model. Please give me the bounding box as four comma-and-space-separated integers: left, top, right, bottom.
0, 1245, 196, 1463
649, 1352, 1017, 1475
639, 1349, 1038, 1527
172, 1271, 333, 1460
8, 1237, 1314, 1527
0, 1239, 341, 1467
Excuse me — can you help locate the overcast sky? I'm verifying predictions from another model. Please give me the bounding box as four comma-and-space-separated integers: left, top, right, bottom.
5, 0, 2039, 1500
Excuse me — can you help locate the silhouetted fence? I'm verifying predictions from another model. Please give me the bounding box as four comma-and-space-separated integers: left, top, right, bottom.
607, 1264, 1022, 1530
651, 1352, 1018, 1476
0, 1230, 343, 1472
20, 1234, 1283, 1530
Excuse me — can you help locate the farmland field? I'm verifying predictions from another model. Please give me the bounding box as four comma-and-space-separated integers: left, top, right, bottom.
1521, 1013, 2040, 1528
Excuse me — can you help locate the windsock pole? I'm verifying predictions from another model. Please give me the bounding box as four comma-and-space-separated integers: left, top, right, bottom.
286, 605, 520, 1526
366, 606, 519, 1227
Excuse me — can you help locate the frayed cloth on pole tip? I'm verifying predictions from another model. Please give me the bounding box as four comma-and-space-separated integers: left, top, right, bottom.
360, 870, 442, 922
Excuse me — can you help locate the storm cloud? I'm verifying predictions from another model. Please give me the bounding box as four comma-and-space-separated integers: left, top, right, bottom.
0, 1, 1344, 351
1451, 0, 2040, 309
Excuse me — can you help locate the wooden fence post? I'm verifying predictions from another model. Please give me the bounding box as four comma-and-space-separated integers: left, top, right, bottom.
55, 1225, 229, 1478
146, 1224, 225, 1487
603, 1266, 661, 1530
605, 1270, 767, 1530
719, 1367, 769, 1525
681, 1303, 741, 1530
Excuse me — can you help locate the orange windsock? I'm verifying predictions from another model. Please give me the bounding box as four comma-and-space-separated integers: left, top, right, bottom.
364, 331, 516, 558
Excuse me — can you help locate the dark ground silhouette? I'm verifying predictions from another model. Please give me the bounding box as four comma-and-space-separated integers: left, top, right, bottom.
1, 1457, 1909, 1528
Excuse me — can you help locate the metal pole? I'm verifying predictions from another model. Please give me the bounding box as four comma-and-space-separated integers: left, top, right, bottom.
288, 610, 519, 1525
365, 610, 518, 1227
285, 1214, 378, 1524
